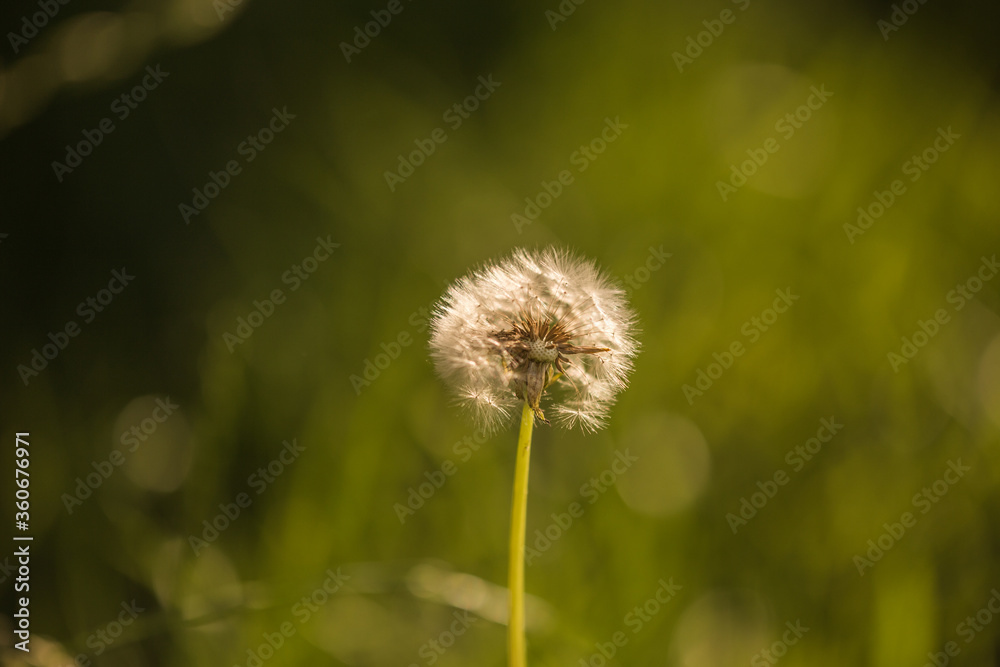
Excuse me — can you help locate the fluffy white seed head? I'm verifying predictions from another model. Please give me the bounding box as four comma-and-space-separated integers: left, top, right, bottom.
428, 247, 639, 433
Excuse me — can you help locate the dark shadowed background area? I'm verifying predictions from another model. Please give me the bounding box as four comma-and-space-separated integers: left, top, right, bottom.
2, 0, 1000, 665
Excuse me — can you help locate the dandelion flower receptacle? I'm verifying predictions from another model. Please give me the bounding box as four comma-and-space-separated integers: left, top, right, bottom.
428, 247, 638, 667
429, 246, 638, 433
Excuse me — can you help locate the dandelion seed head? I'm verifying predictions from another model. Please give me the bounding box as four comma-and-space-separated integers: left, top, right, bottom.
429, 247, 639, 433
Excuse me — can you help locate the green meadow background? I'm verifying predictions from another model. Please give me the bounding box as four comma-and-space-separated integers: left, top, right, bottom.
1, 0, 999, 665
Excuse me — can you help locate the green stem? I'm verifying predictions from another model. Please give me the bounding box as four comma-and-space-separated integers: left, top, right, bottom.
508, 402, 534, 667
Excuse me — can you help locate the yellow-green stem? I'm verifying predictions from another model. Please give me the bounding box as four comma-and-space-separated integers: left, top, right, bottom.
508, 402, 534, 667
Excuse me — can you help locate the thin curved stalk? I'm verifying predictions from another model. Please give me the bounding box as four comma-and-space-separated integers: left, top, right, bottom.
508, 402, 534, 667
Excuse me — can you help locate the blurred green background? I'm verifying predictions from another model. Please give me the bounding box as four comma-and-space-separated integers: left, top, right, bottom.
2, 0, 1000, 665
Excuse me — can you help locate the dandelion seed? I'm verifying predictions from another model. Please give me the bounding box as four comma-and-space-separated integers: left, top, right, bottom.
429, 246, 639, 432
428, 246, 639, 667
